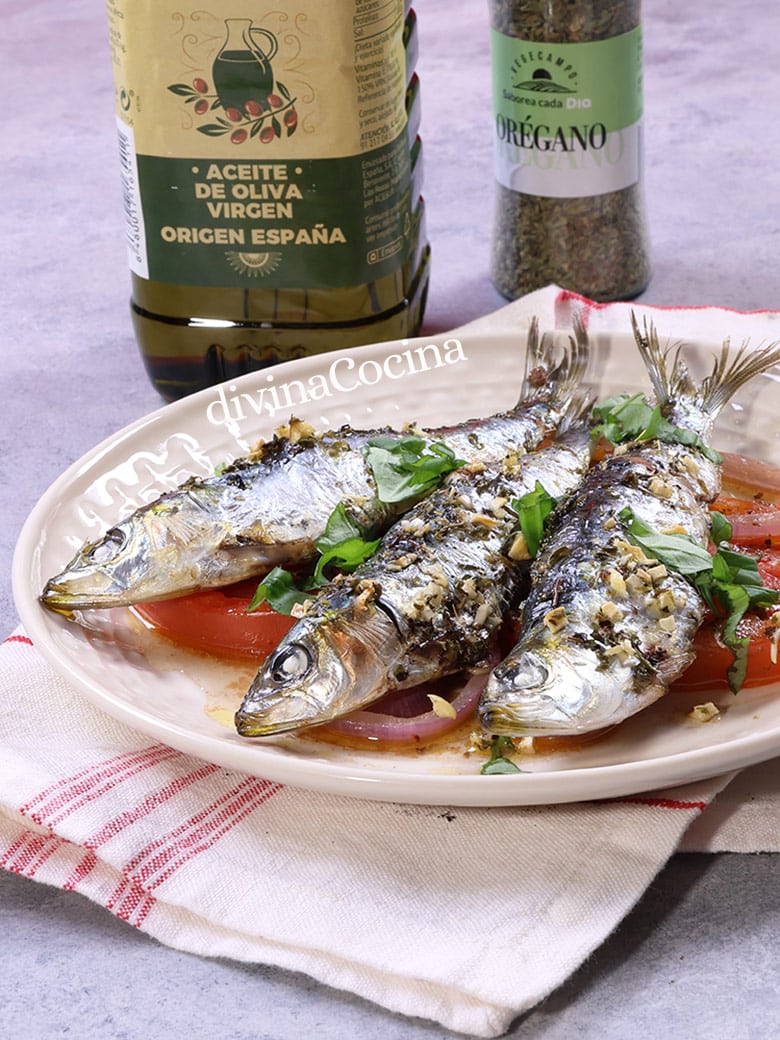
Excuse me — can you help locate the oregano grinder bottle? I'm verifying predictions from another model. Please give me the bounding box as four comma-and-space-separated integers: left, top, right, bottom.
105, 1, 429, 399
488, 0, 650, 301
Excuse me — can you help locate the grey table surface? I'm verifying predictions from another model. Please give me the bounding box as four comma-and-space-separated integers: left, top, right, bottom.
3, 1, 780, 1037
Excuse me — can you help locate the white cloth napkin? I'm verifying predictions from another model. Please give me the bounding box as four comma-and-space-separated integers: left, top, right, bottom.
3, 287, 780, 1037
0, 628, 744, 1038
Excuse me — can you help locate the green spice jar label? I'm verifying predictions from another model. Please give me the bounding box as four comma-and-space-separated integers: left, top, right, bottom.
106, 0, 411, 289
491, 28, 643, 199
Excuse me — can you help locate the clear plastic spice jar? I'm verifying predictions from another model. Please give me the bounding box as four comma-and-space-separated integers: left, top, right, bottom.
488, 0, 651, 301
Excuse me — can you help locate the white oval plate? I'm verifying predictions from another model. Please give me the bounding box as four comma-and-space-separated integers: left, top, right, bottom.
12, 327, 780, 806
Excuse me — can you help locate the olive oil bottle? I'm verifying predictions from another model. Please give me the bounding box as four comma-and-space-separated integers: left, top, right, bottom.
105, 1, 429, 400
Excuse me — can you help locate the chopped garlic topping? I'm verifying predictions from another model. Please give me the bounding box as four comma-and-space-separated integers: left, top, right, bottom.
614, 538, 653, 565
472, 513, 499, 530
598, 600, 623, 623
648, 564, 668, 584
490, 496, 509, 518
680, 454, 700, 477
409, 577, 448, 619
603, 516, 618, 531
646, 588, 678, 618
544, 606, 568, 634
428, 694, 457, 719
506, 531, 531, 561
657, 615, 676, 633
663, 524, 689, 536
604, 639, 637, 663
387, 552, 419, 572
768, 612, 780, 665
649, 475, 674, 499
400, 516, 430, 536
425, 564, 449, 588
275, 417, 315, 444
626, 571, 653, 596
473, 601, 491, 628
606, 568, 627, 597
461, 577, 477, 598
688, 702, 720, 723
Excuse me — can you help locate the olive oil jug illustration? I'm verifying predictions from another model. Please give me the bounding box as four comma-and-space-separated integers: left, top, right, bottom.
212, 19, 278, 117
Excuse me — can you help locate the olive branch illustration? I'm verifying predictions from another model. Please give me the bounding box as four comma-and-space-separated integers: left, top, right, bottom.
168, 77, 298, 145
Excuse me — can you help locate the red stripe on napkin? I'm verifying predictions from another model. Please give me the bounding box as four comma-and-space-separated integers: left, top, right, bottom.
20, 745, 185, 828
122, 776, 282, 892
608, 796, 708, 812
83, 761, 223, 849
0, 831, 63, 877
2, 634, 33, 647
107, 875, 158, 926
63, 850, 98, 891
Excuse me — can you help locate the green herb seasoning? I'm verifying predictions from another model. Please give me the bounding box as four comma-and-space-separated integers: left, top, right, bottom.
488, 0, 651, 301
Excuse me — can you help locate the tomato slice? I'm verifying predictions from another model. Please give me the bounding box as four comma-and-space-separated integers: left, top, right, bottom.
132, 580, 296, 661
674, 612, 780, 692
711, 493, 780, 548
757, 547, 780, 589
721, 452, 780, 505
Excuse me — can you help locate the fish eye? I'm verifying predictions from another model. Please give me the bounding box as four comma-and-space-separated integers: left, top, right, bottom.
87, 528, 127, 564
270, 644, 313, 684
495, 654, 550, 692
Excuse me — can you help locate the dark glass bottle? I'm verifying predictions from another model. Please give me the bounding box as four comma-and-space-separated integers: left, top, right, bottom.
106, 2, 429, 400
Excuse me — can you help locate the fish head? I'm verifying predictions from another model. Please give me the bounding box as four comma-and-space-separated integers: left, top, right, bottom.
235, 592, 401, 737
40, 517, 165, 612
40, 490, 242, 611
478, 640, 633, 736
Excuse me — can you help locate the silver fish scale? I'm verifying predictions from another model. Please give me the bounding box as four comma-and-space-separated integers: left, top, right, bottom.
500, 441, 718, 712
40, 372, 587, 611
308, 431, 592, 689
211, 428, 396, 546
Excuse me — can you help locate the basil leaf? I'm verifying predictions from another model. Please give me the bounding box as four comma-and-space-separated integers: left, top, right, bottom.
592, 393, 722, 464
510, 481, 557, 558
709, 510, 732, 548
590, 391, 653, 436
726, 638, 750, 694
364, 435, 465, 504
248, 503, 382, 615
481, 757, 523, 775
618, 509, 713, 576
247, 566, 316, 614
619, 507, 778, 693
313, 535, 380, 584
316, 502, 363, 552
480, 735, 523, 775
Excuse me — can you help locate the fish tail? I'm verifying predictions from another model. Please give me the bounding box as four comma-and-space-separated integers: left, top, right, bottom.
513, 315, 590, 416
631, 313, 780, 419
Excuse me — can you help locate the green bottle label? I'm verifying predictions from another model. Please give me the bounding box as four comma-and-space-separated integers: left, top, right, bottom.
107, 1, 411, 289
491, 28, 643, 199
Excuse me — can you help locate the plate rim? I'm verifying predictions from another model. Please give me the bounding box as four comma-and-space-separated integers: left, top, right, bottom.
12, 327, 780, 806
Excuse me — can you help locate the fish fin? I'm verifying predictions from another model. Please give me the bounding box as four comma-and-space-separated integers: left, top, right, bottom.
631, 313, 780, 418
514, 315, 590, 415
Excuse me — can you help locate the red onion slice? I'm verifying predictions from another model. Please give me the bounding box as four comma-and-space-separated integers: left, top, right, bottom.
314, 666, 492, 748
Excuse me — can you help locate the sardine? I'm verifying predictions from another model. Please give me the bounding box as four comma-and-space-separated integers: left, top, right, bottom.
235, 421, 593, 737
41, 320, 589, 612
478, 319, 780, 738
